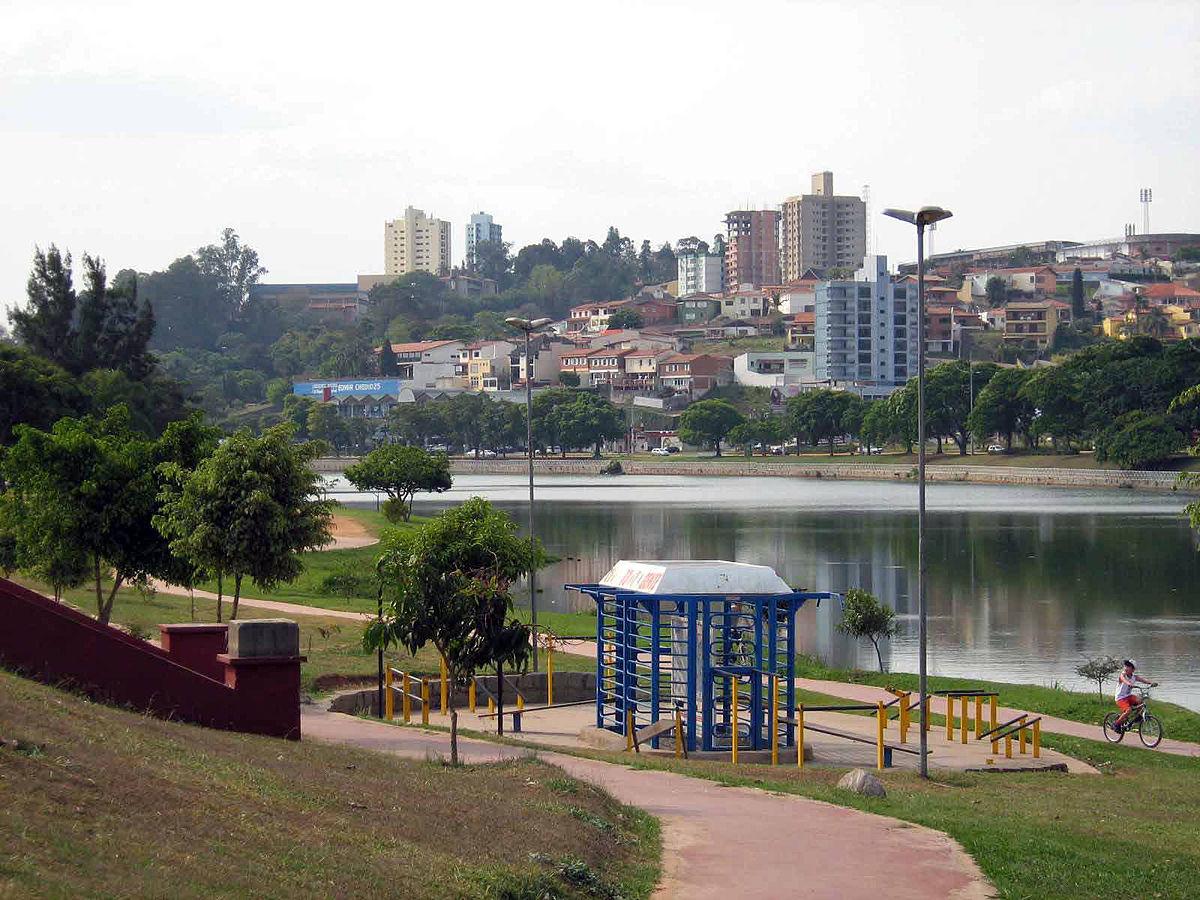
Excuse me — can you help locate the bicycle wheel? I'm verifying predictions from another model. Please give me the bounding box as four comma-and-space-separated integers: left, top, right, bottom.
1138, 714, 1163, 749
1103, 712, 1125, 743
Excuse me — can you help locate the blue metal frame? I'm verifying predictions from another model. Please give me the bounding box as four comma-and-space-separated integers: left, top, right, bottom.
566, 583, 835, 753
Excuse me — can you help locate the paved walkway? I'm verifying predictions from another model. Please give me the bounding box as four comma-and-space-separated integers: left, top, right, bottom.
303, 705, 994, 899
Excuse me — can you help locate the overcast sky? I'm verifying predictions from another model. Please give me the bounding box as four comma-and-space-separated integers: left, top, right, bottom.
3, 0, 1197, 312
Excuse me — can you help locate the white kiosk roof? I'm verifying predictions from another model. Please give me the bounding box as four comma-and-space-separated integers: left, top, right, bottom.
598, 560, 792, 595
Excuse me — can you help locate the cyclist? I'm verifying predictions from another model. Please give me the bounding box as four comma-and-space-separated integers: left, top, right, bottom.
1112, 659, 1157, 732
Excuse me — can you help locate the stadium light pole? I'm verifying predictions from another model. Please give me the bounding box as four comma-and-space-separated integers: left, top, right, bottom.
883, 205, 953, 778
505, 316, 553, 671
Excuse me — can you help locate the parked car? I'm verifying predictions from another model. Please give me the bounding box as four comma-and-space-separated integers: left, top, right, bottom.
665, 445, 680, 454
479, 449, 498, 459
986, 444, 1006, 454
650, 447, 672, 456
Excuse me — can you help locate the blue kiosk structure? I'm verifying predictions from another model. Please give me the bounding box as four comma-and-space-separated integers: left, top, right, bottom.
567, 560, 837, 754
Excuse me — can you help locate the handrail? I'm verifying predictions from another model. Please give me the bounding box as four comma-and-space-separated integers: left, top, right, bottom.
976, 713, 1029, 740
988, 715, 1042, 742
932, 689, 999, 697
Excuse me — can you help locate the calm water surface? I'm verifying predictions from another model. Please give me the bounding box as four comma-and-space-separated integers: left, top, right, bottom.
339, 474, 1200, 710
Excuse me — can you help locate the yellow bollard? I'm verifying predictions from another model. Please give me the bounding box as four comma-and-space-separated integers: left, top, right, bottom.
385, 667, 394, 721
974, 696, 983, 740
1019, 716, 1028, 755
899, 692, 910, 744
1005, 733, 1012, 759
487, 695, 495, 713
626, 708, 634, 752
440, 657, 448, 713
1033, 720, 1041, 759
990, 696, 997, 733
731, 678, 740, 764
402, 673, 412, 723
517, 693, 525, 713
468, 680, 476, 713
547, 644, 555, 707
797, 703, 805, 769
674, 707, 684, 759
876, 701, 886, 771
771, 676, 779, 766
421, 677, 430, 726
923, 696, 931, 733
946, 696, 954, 741
961, 695, 969, 745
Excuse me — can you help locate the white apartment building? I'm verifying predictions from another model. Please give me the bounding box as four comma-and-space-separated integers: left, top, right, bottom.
384, 206, 452, 276
676, 236, 724, 295
733, 350, 819, 392
385, 340, 465, 389
780, 172, 867, 279
814, 255, 918, 398
465, 211, 502, 270
715, 290, 769, 320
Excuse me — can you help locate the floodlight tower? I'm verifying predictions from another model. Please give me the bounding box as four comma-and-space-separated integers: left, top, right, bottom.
1140, 187, 1153, 235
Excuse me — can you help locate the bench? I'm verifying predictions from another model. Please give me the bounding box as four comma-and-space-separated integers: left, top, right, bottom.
476, 698, 592, 732
631, 718, 687, 757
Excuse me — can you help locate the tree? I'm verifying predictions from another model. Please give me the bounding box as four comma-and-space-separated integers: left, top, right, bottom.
1075, 656, 1121, 697
344, 445, 452, 523
985, 276, 1007, 307
1021, 365, 1087, 451
390, 402, 448, 448
364, 498, 545, 764
727, 417, 782, 456
195, 227, 267, 318
1070, 267, 1086, 319
1, 406, 206, 623
472, 239, 513, 287
140, 255, 228, 351
156, 426, 333, 621
1093, 411, 1184, 469
678, 399, 744, 456
0, 345, 84, 445
307, 403, 348, 454
836, 588, 896, 672
547, 391, 625, 457
378, 339, 398, 376
558, 371, 581, 387
607, 308, 645, 330
11, 247, 154, 378
967, 367, 1033, 451
858, 399, 896, 453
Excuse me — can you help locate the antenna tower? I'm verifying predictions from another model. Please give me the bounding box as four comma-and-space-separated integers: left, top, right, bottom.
1140, 187, 1152, 235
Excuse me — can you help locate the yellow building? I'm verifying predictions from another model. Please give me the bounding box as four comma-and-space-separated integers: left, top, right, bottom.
1104, 305, 1200, 342
1002, 301, 1060, 349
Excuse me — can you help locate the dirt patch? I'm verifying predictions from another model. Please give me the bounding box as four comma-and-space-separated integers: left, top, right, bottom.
324, 515, 379, 550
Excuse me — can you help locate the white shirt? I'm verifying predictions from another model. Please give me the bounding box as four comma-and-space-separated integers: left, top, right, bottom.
1115, 673, 1137, 701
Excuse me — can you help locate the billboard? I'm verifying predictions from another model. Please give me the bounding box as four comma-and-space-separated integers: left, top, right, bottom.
292, 379, 403, 399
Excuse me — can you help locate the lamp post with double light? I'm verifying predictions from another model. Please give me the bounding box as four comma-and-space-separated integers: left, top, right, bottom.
505, 316, 553, 670
882, 206, 953, 778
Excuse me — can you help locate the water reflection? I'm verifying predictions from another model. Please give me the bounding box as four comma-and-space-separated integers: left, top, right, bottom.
386, 475, 1200, 710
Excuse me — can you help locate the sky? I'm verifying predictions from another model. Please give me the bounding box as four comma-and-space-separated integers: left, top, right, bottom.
2, 0, 1198, 313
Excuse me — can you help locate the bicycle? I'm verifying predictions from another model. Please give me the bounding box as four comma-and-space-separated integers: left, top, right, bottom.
1103, 687, 1163, 748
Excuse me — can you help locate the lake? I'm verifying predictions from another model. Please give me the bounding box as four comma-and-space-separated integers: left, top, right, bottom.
336, 473, 1200, 711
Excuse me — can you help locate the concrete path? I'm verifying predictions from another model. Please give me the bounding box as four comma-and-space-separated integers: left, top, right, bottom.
303, 705, 994, 900
151, 583, 371, 622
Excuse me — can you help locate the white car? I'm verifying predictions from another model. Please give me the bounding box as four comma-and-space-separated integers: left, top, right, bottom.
650, 447, 672, 456
986, 444, 1006, 454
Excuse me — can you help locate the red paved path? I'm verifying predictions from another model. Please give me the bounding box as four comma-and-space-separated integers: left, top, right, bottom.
304, 706, 994, 899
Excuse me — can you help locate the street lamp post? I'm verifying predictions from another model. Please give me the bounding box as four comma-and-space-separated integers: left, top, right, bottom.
883, 206, 953, 779
505, 316, 552, 671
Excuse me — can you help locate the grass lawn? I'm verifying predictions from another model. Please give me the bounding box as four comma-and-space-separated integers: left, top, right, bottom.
0, 669, 659, 899
460, 721, 1200, 900
795, 655, 1200, 743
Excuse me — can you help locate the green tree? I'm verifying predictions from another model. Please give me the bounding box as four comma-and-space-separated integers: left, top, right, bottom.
471, 239, 512, 287
364, 498, 545, 762
727, 417, 782, 456
678, 399, 744, 456
607, 308, 645, 330
0, 345, 84, 445
156, 426, 333, 621
195, 227, 267, 318
344, 445, 452, 523
1, 406, 204, 623
1070, 267, 1086, 319
924, 361, 997, 455
985, 276, 1007, 307
836, 588, 896, 672
967, 367, 1033, 451
547, 391, 625, 458
390, 402, 448, 448
1093, 411, 1184, 469
378, 340, 398, 376
858, 399, 895, 453
1075, 656, 1121, 697
140, 255, 228, 351
1020, 365, 1087, 451
307, 403, 348, 454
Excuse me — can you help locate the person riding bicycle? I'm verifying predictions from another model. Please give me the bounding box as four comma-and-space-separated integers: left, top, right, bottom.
1112, 659, 1157, 732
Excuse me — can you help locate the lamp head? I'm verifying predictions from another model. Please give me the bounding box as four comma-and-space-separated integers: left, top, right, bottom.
505, 316, 553, 332
883, 206, 953, 227
882, 208, 916, 225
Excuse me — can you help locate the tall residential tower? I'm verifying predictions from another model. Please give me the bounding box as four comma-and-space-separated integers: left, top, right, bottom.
384, 206, 452, 276
465, 211, 502, 270
780, 172, 866, 279
724, 209, 781, 289
675, 236, 725, 295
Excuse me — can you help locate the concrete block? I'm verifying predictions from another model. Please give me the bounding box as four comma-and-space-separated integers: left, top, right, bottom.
227, 619, 299, 658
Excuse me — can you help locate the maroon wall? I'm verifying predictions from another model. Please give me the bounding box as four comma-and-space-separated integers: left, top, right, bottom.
0, 578, 301, 739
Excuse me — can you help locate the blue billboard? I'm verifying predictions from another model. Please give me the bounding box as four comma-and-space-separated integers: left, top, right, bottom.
292, 379, 403, 399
